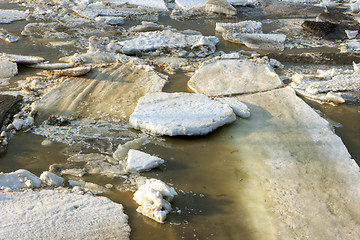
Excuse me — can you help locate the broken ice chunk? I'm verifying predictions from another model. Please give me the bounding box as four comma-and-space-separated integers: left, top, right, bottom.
126, 149, 164, 173
0, 169, 42, 191
40, 171, 64, 186
215, 98, 250, 118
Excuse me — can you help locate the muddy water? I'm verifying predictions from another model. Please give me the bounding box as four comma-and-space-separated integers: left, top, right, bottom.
0, 4, 360, 240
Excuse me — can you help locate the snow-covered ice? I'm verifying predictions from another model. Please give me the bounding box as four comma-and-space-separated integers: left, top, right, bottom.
0, 53, 45, 64
0, 60, 18, 78
223, 33, 286, 51
0, 9, 28, 23
129, 92, 236, 136
126, 149, 164, 173
0, 190, 130, 239
106, 0, 168, 10
40, 171, 65, 186
215, 98, 250, 118
174, 0, 208, 10
116, 30, 219, 57
188, 59, 282, 96
133, 178, 177, 223
0, 169, 42, 191
215, 21, 262, 34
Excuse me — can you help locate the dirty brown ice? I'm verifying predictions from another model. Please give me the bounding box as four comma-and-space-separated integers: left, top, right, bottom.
0, 0, 359, 240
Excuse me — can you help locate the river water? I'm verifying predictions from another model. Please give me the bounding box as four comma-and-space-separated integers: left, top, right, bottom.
0, 1, 359, 239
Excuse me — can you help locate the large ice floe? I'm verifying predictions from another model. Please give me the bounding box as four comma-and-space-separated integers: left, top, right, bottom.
0, 169, 42, 191
188, 59, 283, 96
35, 61, 167, 120
115, 30, 219, 57
133, 178, 177, 223
129, 92, 236, 136
0, 9, 28, 23
0, 190, 130, 239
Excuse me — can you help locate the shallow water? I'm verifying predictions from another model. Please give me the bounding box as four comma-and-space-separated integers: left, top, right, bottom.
0, 2, 359, 240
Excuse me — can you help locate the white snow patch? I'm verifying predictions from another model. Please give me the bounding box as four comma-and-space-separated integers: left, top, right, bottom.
0, 190, 130, 239
133, 178, 177, 223
0, 169, 42, 191
40, 171, 64, 186
126, 149, 164, 173
215, 98, 251, 118
129, 92, 236, 136
175, 0, 208, 10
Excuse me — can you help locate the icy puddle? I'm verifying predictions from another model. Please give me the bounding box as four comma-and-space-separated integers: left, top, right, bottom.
1, 0, 360, 239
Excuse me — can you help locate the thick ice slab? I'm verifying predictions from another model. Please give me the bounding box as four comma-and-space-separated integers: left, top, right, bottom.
225, 88, 360, 239
175, 0, 208, 10
0, 169, 41, 191
188, 59, 282, 96
223, 33, 286, 51
107, 0, 168, 10
0, 9, 28, 23
129, 92, 236, 136
0, 60, 17, 78
0, 53, 45, 64
126, 149, 164, 173
116, 30, 219, 57
35, 62, 167, 120
0, 190, 130, 239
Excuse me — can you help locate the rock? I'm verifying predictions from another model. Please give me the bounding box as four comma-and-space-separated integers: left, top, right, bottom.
26, 62, 75, 70
0, 169, 42, 191
0, 53, 45, 64
35, 62, 167, 120
95, 16, 125, 25
222, 32, 286, 51
129, 92, 236, 136
0, 9, 28, 23
301, 21, 336, 37
204, 0, 237, 16
215, 20, 262, 34
0, 28, 20, 43
116, 30, 219, 57
39, 66, 91, 77
188, 59, 282, 96
0, 95, 22, 128
46, 115, 71, 126
40, 171, 64, 186
113, 137, 150, 161
215, 98, 250, 118
133, 178, 177, 223
126, 149, 164, 173
0, 190, 130, 239
0, 60, 18, 78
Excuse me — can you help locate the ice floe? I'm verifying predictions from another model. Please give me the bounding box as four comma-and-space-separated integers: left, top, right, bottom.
115, 30, 219, 57
38, 66, 91, 77
188, 59, 282, 96
0, 169, 42, 191
229, 87, 360, 239
0, 28, 20, 43
0, 60, 18, 79
113, 136, 150, 161
107, 0, 169, 10
129, 92, 236, 136
204, 0, 237, 16
0, 9, 28, 23
35, 61, 167, 120
174, 0, 208, 10
215, 20, 262, 34
0, 53, 45, 64
40, 171, 64, 186
26, 62, 75, 70
133, 178, 177, 223
214, 98, 250, 118
0, 190, 130, 239
126, 149, 164, 173
223, 33, 286, 51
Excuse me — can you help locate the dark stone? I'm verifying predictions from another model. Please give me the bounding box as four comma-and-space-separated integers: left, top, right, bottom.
0, 95, 22, 128
46, 115, 71, 126
301, 21, 337, 37
317, 12, 357, 25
